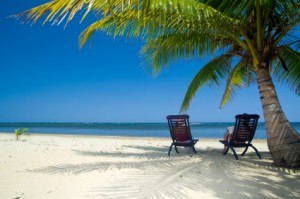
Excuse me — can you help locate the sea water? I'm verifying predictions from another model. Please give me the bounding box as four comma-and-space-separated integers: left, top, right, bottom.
0, 122, 299, 139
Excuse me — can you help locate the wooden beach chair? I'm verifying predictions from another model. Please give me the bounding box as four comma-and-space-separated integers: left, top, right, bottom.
219, 113, 261, 160
166, 115, 198, 156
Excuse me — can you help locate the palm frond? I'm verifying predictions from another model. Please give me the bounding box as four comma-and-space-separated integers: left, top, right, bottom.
12, 0, 96, 26
14, 0, 244, 49
140, 32, 224, 73
208, 0, 255, 23
220, 60, 255, 108
273, 46, 300, 95
270, 0, 300, 45
180, 53, 233, 112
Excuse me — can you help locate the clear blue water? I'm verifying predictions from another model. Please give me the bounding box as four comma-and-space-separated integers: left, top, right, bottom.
0, 122, 299, 139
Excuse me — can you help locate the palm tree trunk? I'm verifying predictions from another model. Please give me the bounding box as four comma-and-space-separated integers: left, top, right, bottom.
256, 67, 300, 168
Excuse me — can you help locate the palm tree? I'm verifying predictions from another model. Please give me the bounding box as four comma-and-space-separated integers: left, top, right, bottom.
14, 0, 300, 167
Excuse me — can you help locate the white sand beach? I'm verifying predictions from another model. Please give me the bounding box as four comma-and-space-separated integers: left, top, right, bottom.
0, 133, 299, 199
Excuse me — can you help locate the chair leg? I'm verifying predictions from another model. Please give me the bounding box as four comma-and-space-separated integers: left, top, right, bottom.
174, 146, 179, 153
250, 145, 261, 159
223, 145, 229, 155
187, 144, 197, 157
190, 147, 193, 157
192, 145, 197, 153
230, 147, 239, 160
168, 143, 174, 156
241, 146, 249, 156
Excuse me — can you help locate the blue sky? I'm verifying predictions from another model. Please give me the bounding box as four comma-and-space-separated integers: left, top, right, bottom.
0, 1, 299, 122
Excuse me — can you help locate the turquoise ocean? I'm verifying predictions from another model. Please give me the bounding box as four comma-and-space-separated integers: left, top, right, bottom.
1, 122, 300, 139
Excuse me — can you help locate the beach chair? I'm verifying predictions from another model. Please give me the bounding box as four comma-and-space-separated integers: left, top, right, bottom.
219, 113, 261, 160
166, 115, 199, 156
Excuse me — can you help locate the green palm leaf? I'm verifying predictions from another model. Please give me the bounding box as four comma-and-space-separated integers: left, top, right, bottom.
14, 0, 242, 48
180, 53, 233, 112
140, 32, 221, 73
220, 60, 255, 108
273, 46, 300, 95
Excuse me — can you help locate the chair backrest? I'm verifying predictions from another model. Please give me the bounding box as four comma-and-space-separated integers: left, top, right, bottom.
166, 115, 192, 142
231, 114, 260, 145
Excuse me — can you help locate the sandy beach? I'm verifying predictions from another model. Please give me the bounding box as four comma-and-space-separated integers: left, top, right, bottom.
0, 133, 299, 199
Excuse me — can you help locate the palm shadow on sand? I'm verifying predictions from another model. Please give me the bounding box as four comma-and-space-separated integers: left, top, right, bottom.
28, 145, 300, 199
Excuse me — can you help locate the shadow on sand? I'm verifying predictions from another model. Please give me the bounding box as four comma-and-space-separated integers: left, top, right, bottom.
28, 145, 300, 199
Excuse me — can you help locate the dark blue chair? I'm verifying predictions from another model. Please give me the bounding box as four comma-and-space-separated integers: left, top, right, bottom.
219, 114, 261, 160
167, 115, 198, 156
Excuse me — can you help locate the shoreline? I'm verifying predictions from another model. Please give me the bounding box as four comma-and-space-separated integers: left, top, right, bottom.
1, 132, 299, 199
0, 132, 268, 142
1, 121, 290, 139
